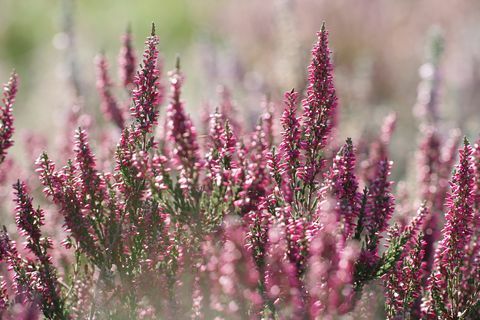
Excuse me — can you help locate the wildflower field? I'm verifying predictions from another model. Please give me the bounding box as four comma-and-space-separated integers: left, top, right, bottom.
1, 2, 480, 320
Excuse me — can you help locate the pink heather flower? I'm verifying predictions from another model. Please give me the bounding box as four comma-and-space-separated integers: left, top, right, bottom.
208, 109, 224, 150
35, 153, 64, 201
36, 153, 99, 258
279, 89, 301, 202
417, 127, 442, 205
114, 127, 136, 173
113, 127, 163, 196
74, 128, 107, 204
436, 139, 474, 265
300, 23, 338, 186
426, 139, 476, 318
12, 181, 65, 318
383, 205, 427, 317
0, 227, 13, 264
219, 121, 236, 169
471, 140, 480, 251
204, 110, 223, 187
286, 216, 311, 278
266, 147, 282, 190
244, 206, 271, 269
363, 159, 395, 255
362, 113, 397, 184
205, 112, 237, 192
324, 138, 361, 240
384, 234, 426, 320
417, 127, 442, 274
204, 117, 223, 188
118, 25, 137, 89
13, 181, 46, 256
473, 139, 480, 212
131, 24, 163, 133
0, 72, 18, 164
236, 121, 270, 215
95, 54, 125, 129
399, 204, 428, 249
166, 60, 201, 189
150, 154, 169, 192
0, 228, 32, 306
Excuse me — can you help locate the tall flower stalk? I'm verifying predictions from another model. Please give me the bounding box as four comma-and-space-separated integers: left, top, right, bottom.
299, 22, 338, 213
131, 23, 163, 134
423, 139, 478, 318
0, 72, 17, 164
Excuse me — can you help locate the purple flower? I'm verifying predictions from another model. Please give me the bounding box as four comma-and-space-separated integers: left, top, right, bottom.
12, 181, 66, 318
325, 138, 361, 239
384, 205, 428, 319
36, 153, 99, 258
362, 113, 396, 184
365, 159, 395, 236
13, 181, 46, 257
0, 72, 18, 164
95, 54, 124, 128
118, 25, 137, 89
131, 24, 163, 133
425, 139, 476, 318
166, 59, 201, 189
436, 140, 474, 268
279, 89, 301, 202
74, 127, 106, 203
299, 23, 338, 186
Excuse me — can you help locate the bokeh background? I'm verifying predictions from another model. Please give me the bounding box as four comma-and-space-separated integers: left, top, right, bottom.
2, 0, 480, 180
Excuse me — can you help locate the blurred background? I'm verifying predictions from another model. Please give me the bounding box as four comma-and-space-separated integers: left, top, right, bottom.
2, 0, 480, 179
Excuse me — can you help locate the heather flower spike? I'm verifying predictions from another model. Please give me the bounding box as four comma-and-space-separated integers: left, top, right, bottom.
0, 72, 18, 164
96, 53, 125, 128
326, 138, 361, 239
365, 159, 395, 239
425, 138, 478, 318
12, 181, 67, 318
167, 55, 201, 189
118, 23, 137, 89
13, 180, 46, 255
131, 22, 162, 133
300, 22, 338, 189
280, 89, 301, 202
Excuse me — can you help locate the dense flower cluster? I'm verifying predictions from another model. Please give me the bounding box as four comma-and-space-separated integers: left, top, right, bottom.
0, 72, 17, 164
0, 23, 479, 320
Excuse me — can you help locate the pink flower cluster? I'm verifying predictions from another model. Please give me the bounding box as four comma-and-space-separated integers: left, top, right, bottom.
0, 22, 479, 320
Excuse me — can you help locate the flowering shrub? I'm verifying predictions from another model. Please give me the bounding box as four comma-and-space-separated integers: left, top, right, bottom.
0, 22, 479, 319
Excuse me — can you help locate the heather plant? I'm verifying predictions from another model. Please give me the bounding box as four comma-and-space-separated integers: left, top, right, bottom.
0, 21, 479, 320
